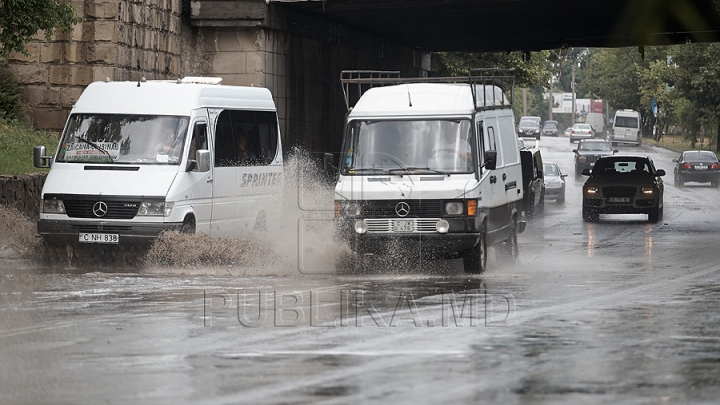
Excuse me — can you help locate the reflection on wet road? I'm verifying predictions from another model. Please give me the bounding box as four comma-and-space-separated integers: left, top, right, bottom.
2, 137, 720, 404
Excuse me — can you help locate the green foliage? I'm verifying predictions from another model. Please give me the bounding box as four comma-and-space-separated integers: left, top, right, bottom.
0, 118, 59, 174
0, 62, 22, 120
0, 0, 82, 56
431, 51, 551, 88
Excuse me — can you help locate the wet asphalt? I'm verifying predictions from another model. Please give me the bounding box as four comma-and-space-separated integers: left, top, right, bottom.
2, 136, 720, 404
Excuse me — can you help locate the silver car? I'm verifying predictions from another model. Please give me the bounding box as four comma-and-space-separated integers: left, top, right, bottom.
543, 162, 566, 204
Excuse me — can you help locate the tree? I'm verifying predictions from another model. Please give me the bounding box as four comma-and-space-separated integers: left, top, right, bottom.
672, 43, 720, 151
431, 51, 551, 89
0, 0, 82, 56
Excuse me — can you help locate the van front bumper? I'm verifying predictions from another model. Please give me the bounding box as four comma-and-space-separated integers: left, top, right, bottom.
37, 219, 183, 246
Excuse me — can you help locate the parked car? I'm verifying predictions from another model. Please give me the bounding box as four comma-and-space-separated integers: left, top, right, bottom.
520, 146, 544, 218
564, 126, 573, 137
543, 162, 566, 204
581, 155, 665, 223
573, 138, 617, 176
518, 116, 542, 139
673, 150, 720, 187
542, 120, 559, 137
569, 123, 593, 143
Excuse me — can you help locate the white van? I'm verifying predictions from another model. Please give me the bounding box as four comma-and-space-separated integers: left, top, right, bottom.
330, 70, 525, 274
585, 112, 607, 138
34, 77, 283, 246
611, 109, 642, 146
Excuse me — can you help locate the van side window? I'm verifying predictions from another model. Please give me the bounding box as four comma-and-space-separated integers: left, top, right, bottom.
486, 126, 503, 167
476, 122, 484, 168
214, 110, 279, 167
188, 121, 207, 169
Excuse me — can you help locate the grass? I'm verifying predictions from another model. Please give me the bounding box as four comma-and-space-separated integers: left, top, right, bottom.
0, 118, 60, 175
645, 133, 718, 156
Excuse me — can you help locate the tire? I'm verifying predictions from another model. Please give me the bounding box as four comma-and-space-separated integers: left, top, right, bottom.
575, 165, 582, 176
674, 174, 680, 187
582, 207, 598, 222
497, 219, 519, 264
463, 226, 487, 274
538, 192, 545, 215
648, 206, 663, 223
570, 138, 575, 144
558, 192, 565, 205
180, 217, 196, 234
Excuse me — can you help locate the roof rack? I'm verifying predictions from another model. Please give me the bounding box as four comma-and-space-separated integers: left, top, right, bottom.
340, 69, 515, 111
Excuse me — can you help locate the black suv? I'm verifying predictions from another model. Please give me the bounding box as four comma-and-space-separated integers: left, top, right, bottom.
573, 138, 616, 176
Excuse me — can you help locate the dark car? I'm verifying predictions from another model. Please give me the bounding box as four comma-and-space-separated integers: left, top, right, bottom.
543, 162, 566, 204
581, 155, 666, 223
518, 116, 542, 140
573, 138, 617, 176
520, 147, 544, 217
673, 150, 720, 187
542, 120, 559, 137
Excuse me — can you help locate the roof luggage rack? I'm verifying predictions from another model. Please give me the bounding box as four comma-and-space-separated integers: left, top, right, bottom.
340, 69, 515, 111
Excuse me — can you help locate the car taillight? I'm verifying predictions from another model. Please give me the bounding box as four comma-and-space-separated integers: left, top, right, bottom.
612, 129, 615, 135
680, 163, 692, 170
711, 163, 720, 170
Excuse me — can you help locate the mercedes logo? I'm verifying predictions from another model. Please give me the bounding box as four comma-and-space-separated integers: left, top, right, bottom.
92, 201, 108, 218
395, 202, 410, 217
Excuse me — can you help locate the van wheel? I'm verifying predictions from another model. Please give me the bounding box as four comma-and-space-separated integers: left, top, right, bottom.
462, 226, 487, 274
497, 219, 519, 264
180, 216, 196, 234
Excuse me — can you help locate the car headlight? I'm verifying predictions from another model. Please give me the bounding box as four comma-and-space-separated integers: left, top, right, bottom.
42, 198, 66, 214
585, 186, 599, 194
138, 201, 174, 217
641, 187, 655, 194
445, 201, 464, 216
335, 201, 361, 218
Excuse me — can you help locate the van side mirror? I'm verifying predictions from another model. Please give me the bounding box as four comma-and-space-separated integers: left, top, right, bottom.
484, 150, 497, 170
324, 153, 337, 170
195, 149, 211, 172
34, 146, 52, 168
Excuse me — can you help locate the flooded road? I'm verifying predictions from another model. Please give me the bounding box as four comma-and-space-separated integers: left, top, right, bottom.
2, 137, 720, 404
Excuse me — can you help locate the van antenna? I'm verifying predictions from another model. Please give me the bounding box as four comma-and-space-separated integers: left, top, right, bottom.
407, 85, 412, 107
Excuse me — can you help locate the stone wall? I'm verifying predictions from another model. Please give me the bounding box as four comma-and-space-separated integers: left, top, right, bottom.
0, 173, 47, 220
7, 0, 184, 130
5, 0, 428, 155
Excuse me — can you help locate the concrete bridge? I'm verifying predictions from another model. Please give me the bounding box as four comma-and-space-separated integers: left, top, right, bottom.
7, 0, 720, 154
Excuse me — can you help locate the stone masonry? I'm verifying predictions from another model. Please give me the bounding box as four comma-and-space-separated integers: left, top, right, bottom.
5, 0, 428, 154
7, 0, 184, 130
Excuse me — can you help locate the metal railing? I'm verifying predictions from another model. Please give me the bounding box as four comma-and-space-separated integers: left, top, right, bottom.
340, 69, 515, 111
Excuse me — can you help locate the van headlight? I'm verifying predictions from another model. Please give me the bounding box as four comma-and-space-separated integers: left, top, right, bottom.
42, 198, 66, 214
445, 202, 464, 216
138, 201, 174, 217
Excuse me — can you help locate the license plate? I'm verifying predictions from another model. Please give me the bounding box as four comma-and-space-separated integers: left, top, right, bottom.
79, 233, 119, 244
392, 219, 414, 232
695, 165, 708, 170
608, 197, 630, 203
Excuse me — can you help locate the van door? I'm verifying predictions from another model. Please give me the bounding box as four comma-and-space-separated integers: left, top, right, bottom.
186, 118, 213, 233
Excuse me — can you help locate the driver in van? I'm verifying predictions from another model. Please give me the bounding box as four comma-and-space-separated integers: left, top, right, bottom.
154, 125, 182, 158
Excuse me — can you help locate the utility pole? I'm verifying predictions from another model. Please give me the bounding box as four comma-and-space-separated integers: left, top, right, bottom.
549, 75, 553, 121
523, 88, 527, 116
571, 61, 576, 124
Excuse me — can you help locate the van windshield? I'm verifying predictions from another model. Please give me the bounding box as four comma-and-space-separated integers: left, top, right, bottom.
56, 114, 190, 165
615, 116, 638, 128
341, 119, 474, 175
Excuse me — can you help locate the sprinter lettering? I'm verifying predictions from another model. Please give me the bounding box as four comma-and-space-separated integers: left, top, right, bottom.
241, 172, 282, 187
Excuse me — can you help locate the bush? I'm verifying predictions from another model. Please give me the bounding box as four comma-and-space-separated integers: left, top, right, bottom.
0, 62, 22, 120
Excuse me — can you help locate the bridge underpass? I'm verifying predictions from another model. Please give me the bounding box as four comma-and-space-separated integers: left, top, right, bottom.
190, 0, 720, 153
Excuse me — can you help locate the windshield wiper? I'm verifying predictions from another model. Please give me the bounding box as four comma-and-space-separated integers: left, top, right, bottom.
345, 167, 392, 174
388, 167, 450, 176
75, 136, 114, 163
